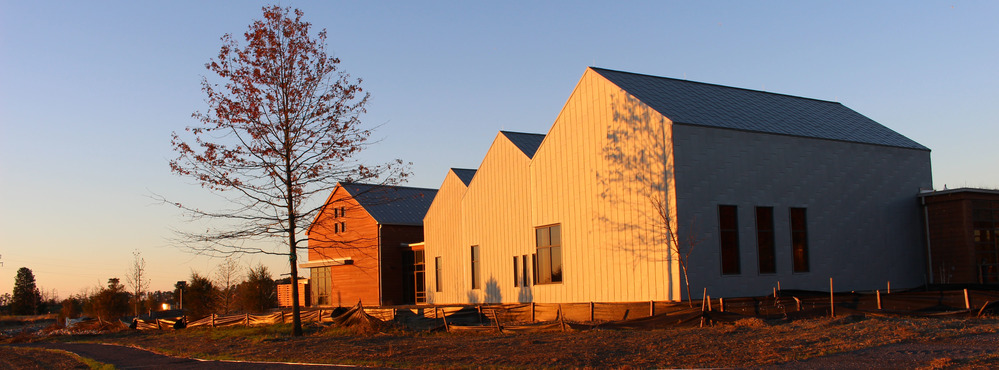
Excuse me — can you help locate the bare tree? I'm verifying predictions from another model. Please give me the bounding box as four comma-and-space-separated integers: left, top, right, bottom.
650, 194, 700, 307
214, 257, 242, 315
166, 6, 408, 336
125, 250, 150, 316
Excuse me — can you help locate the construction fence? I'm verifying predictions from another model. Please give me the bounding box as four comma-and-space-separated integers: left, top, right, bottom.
130, 288, 999, 333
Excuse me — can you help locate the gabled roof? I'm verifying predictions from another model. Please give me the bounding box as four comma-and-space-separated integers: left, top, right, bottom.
499, 131, 546, 158
450, 168, 477, 186
338, 183, 437, 226
590, 67, 928, 151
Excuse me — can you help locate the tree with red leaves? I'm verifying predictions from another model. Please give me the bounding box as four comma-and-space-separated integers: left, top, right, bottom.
168, 6, 408, 336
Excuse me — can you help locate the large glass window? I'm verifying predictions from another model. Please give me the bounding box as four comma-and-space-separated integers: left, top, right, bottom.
719, 205, 741, 275
756, 207, 776, 274
470, 246, 481, 289
535, 224, 563, 284
790, 207, 810, 273
311, 266, 331, 306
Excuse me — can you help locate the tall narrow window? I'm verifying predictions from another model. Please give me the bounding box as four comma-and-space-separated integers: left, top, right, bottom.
756, 207, 776, 274
435, 257, 443, 292
535, 224, 563, 284
513, 256, 520, 287
470, 246, 481, 289
719, 205, 741, 275
340, 206, 345, 218
790, 207, 810, 273
522, 254, 530, 286
340, 221, 345, 232
334, 223, 339, 234
531, 254, 538, 284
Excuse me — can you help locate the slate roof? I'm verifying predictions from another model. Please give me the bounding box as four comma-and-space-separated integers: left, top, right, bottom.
590, 67, 928, 150
450, 168, 477, 186
500, 131, 547, 158
338, 183, 437, 226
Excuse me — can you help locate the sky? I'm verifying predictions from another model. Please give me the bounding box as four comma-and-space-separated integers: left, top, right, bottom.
1, 1, 997, 298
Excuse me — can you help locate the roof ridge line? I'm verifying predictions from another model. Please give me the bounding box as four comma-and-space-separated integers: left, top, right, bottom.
588, 66, 843, 105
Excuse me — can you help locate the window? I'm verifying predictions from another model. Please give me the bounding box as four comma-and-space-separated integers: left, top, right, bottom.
340, 221, 345, 233
756, 207, 776, 274
790, 207, 810, 273
513, 256, 520, 287
471, 246, 481, 289
719, 205, 741, 275
413, 250, 425, 303
535, 224, 563, 284
972, 200, 999, 283
340, 206, 345, 218
333, 208, 338, 218
334, 223, 339, 234
311, 266, 331, 306
435, 257, 443, 292
522, 254, 530, 286
531, 254, 538, 284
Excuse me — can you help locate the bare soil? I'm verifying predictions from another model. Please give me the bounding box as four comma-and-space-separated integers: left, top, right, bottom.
20, 315, 996, 369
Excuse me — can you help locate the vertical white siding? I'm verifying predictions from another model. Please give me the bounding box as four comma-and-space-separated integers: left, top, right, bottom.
423, 170, 469, 304
460, 134, 535, 303
529, 69, 681, 303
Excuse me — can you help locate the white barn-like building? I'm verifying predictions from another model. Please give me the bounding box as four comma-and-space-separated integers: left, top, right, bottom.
424, 67, 932, 304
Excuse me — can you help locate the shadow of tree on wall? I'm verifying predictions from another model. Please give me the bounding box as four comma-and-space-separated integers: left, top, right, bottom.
464, 276, 503, 304
596, 93, 700, 302
517, 285, 533, 303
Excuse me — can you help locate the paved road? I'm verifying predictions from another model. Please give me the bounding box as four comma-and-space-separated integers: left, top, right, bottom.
17, 343, 362, 369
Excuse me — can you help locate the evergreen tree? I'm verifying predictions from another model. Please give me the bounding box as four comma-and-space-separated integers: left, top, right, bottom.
11, 267, 42, 315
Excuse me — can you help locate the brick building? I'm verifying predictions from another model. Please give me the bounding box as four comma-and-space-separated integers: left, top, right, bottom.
921, 188, 999, 284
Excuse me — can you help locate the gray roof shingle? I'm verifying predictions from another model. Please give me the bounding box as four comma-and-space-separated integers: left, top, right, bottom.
500, 131, 547, 158
590, 67, 928, 150
450, 168, 477, 186
339, 183, 437, 226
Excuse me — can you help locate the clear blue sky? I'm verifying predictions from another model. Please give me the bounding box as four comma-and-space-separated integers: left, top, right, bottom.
2, 1, 997, 298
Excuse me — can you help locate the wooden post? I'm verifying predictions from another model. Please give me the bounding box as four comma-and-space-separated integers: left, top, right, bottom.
492, 309, 502, 333
777, 281, 781, 293
211, 314, 215, 328
829, 278, 835, 318
964, 289, 970, 310
702, 288, 708, 311
876, 290, 882, 310
439, 308, 450, 332
477, 305, 483, 324
589, 302, 595, 322
530, 302, 535, 322
558, 304, 566, 332
794, 297, 801, 311
887, 281, 891, 294
978, 301, 991, 317
707, 295, 712, 311
719, 298, 724, 312
245, 313, 250, 327
650, 300, 655, 317
773, 287, 777, 298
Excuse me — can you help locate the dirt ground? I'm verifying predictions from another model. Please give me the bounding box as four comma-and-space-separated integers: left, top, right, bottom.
0, 346, 89, 369
18, 315, 992, 369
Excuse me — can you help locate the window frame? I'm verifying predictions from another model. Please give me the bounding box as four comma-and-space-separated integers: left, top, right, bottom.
790, 207, 810, 273
755, 206, 776, 275
719, 205, 741, 275
535, 224, 563, 284
470, 245, 481, 290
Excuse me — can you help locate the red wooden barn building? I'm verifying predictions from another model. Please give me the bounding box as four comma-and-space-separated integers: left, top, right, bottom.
302, 183, 437, 307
